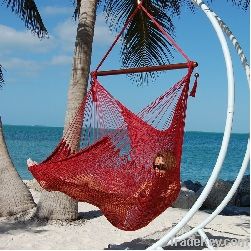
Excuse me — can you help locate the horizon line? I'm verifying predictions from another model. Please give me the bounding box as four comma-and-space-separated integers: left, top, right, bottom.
3, 123, 249, 135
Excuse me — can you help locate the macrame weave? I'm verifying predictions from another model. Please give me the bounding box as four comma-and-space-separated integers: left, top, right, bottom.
28, 3, 197, 231
29, 65, 195, 230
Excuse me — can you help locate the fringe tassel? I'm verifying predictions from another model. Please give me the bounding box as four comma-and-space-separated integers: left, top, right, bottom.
91, 72, 98, 102
190, 73, 199, 97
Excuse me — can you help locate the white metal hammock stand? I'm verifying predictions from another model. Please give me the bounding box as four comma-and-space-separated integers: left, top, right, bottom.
146, 0, 250, 250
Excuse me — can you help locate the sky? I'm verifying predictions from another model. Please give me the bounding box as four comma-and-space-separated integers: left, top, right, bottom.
0, 0, 249, 133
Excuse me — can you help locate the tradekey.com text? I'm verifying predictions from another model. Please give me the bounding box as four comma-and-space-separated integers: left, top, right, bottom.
168, 236, 250, 249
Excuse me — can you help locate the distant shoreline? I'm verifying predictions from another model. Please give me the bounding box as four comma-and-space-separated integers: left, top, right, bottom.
2, 124, 249, 135
4, 125, 250, 184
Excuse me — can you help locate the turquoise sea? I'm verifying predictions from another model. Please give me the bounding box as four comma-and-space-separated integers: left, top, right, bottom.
3, 125, 250, 185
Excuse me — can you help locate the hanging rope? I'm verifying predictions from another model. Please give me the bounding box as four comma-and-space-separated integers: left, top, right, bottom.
95, 2, 191, 74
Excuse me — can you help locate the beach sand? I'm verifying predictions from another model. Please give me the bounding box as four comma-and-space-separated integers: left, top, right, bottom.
0, 188, 249, 250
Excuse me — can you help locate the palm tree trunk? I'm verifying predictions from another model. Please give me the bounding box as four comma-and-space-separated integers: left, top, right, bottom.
35, 0, 98, 220
0, 117, 35, 217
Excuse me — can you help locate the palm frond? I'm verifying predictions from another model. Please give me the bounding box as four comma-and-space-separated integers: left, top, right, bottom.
0, 65, 4, 88
73, 0, 81, 20
103, 0, 182, 84
102, 0, 249, 85
2, 0, 48, 38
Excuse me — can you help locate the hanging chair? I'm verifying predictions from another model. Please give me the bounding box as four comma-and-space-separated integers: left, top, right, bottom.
28, 3, 198, 231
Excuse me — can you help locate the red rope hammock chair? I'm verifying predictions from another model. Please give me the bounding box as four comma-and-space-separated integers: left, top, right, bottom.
28, 3, 198, 231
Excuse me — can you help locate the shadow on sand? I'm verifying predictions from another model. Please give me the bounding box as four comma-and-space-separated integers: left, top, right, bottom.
0, 216, 48, 235
78, 209, 103, 221
0, 209, 103, 235
105, 231, 244, 250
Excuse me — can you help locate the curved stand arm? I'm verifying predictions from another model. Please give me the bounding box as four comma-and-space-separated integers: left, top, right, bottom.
148, 0, 235, 249
163, 2, 250, 247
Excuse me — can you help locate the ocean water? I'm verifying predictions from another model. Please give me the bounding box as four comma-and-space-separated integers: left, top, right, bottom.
3, 125, 249, 185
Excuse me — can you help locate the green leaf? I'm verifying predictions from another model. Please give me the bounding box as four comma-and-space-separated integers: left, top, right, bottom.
2, 0, 48, 38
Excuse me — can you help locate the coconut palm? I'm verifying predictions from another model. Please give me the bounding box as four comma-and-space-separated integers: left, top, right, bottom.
1, 0, 249, 220
0, 117, 35, 216
0, 0, 46, 218
0, 0, 47, 218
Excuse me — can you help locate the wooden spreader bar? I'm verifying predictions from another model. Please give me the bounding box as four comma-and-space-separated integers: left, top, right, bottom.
95, 61, 198, 77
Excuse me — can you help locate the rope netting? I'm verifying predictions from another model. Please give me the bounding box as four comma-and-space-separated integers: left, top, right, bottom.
28, 3, 198, 230
29, 64, 195, 230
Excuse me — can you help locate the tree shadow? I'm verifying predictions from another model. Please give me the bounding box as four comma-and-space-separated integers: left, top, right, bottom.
0, 216, 48, 235
0, 209, 103, 235
235, 220, 250, 235
235, 220, 250, 229
78, 209, 103, 221
105, 232, 244, 250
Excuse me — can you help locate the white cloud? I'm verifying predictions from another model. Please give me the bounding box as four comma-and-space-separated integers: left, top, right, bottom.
50, 55, 72, 65
4, 58, 38, 69
94, 14, 114, 44
2, 57, 43, 78
55, 19, 77, 42
43, 6, 73, 16
54, 19, 77, 52
1, 54, 73, 81
53, 14, 114, 52
0, 14, 115, 82
0, 24, 55, 53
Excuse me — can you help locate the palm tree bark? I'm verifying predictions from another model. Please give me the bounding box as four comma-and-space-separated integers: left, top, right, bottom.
35, 0, 98, 220
0, 116, 35, 216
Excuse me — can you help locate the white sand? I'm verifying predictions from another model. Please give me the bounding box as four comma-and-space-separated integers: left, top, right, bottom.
0, 189, 249, 250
